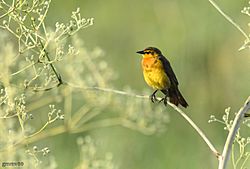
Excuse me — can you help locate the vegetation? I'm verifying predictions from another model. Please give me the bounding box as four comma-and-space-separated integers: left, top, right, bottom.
0, 0, 249, 169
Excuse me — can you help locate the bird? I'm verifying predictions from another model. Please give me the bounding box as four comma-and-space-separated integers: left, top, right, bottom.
136, 47, 188, 108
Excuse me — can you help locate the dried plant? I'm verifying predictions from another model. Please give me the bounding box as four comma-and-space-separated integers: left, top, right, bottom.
0, 1, 249, 169
0, 0, 169, 168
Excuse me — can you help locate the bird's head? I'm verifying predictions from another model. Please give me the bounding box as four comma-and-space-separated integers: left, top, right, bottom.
136, 47, 162, 58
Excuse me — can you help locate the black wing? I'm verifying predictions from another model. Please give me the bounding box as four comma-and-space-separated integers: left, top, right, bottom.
158, 55, 179, 86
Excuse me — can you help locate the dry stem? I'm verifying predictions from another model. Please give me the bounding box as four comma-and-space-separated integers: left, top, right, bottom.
218, 97, 250, 169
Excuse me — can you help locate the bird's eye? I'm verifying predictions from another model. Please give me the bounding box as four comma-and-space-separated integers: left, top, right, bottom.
145, 51, 151, 54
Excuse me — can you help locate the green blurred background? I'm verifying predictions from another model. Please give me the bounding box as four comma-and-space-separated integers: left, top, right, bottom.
44, 0, 249, 168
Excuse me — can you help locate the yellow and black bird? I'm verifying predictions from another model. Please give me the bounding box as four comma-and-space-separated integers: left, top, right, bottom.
137, 47, 188, 108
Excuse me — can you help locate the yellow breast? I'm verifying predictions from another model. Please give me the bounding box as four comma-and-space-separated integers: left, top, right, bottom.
141, 57, 171, 90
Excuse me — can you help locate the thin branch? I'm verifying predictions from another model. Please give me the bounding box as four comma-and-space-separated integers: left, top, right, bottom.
30, 19, 63, 86
11, 61, 37, 76
70, 105, 92, 128
65, 82, 149, 99
37, 38, 63, 85
208, 0, 250, 42
0, 126, 65, 152
0, 113, 17, 119
26, 115, 60, 138
18, 126, 66, 148
241, 153, 250, 169
64, 83, 221, 158
218, 96, 250, 169
26, 121, 50, 138
169, 101, 221, 158
3, 81, 221, 159
4, 118, 122, 151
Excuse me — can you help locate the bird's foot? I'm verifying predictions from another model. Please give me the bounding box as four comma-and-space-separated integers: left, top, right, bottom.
163, 96, 168, 106
150, 93, 158, 103
157, 96, 168, 106
158, 96, 168, 106
158, 98, 164, 103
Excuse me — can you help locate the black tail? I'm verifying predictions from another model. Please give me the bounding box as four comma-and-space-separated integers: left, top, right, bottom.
168, 87, 188, 108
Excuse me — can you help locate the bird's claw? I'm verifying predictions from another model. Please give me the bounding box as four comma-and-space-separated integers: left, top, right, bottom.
150, 93, 158, 103
158, 96, 168, 106
158, 98, 164, 103
150, 95, 168, 106
163, 97, 168, 106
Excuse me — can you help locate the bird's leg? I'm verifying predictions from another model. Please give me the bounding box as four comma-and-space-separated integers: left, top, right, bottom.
150, 90, 158, 103
159, 89, 169, 105
158, 98, 164, 103
158, 95, 168, 105
163, 95, 168, 106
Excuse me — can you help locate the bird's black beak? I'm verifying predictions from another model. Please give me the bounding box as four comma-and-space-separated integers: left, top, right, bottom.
136, 50, 145, 54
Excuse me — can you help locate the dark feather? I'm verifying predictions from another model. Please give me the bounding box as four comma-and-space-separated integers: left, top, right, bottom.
158, 55, 178, 86
158, 54, 188, 107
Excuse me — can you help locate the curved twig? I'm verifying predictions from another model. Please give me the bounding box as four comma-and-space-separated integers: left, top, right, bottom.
64, 83, 221, 158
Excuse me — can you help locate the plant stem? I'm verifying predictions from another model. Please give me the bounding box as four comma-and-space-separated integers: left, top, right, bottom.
208, 0, 250, 50
168, 101, 221, 158
65, 84, 221, 158
38, 38, 63, 85
218, 97, 250, 169
208, 0, 249, 42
